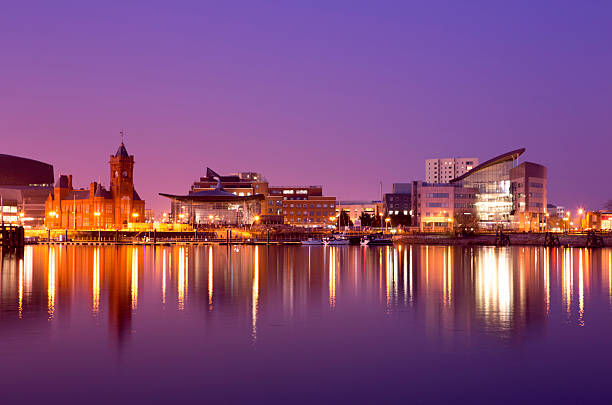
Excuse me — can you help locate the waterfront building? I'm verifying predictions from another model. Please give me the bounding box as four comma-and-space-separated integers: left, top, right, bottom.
510, 162, 547, 231
449, 148, 516, 229
384, 183, 412, 216
426, 157, 478, 183
411, 181, 477, 232
162, 168, 336, 226
0, 154, 54, 228
336, 200, 381, 222
44, 142, 146, 229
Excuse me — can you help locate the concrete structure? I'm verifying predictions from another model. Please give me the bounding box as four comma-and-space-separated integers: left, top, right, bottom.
411, 181, 477, 232
426, 157, 478, 183
45, 142, 145, 229
0, 154, 54, 228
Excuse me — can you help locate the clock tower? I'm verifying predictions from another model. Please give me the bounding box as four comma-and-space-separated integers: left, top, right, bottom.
110, 141, 135, 226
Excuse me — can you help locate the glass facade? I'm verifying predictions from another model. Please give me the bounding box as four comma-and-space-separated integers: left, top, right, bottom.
171, 200, 261, 225
458, 160, 514, 229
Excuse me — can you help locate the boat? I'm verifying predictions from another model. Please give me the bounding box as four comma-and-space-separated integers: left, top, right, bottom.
301, 238, 323, 246
323, 234, 350, 245
360, 233, 394, 246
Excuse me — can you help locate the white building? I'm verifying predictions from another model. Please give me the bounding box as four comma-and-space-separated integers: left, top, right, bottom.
425, 157, 479, 183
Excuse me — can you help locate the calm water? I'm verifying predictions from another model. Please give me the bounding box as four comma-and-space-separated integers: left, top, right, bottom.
1, 244, 611, 404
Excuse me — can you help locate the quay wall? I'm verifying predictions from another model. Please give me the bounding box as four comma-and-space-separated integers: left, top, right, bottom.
394, 233, 612, 247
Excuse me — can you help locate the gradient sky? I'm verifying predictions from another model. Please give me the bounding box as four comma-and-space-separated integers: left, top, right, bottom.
2, 1, 611, 214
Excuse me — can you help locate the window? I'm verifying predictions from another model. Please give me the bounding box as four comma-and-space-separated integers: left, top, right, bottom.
426, 193, 449, 198
426, 202, 448, 208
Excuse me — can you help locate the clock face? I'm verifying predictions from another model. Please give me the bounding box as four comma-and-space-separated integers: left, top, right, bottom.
114, 171, 119, 177
122, 171, 128, 177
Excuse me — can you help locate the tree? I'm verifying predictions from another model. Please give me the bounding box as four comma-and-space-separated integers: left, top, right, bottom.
339, 210, 353, 227
358, 212, 375, 227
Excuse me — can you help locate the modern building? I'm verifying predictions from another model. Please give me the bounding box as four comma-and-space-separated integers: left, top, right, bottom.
426, 157, 478, 183
411, 181, 477, 232
163, 168, 336, 227
510, 162, 547, 231
383, 183, 412, 216
450, 148, 548, 230
0, 154, 54, 228
45, 142, 146, 229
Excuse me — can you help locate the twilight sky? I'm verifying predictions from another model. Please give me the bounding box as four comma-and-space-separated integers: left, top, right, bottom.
2, 1, 611, 214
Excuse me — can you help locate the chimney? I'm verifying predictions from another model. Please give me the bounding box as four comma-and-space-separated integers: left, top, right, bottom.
68, 175, 73, 189
90, 182, 97, 199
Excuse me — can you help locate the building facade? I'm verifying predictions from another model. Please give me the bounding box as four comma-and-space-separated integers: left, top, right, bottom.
450, 148, 548, 230
45, 142, 145, 229
167, 168, 336, 227
336, 200, 381, 222
510, 162, 547, 231
0, 154, 54, 228
411, 181, 477, 232
426, 157, 478, 183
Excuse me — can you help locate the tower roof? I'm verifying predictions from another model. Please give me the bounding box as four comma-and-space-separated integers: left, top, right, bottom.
115, 142, 130, 158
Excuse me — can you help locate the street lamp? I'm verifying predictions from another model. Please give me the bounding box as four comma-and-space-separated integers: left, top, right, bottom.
385, 217, 391, 232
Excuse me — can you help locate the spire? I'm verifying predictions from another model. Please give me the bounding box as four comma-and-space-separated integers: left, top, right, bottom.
115, 131, 130, 158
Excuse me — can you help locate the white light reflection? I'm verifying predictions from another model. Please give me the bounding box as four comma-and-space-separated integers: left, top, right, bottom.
208, 247, 213, 309
252, 246, 259, 342
131, 247, 138, 310
93, 247, 100, 314
329, 247, 336, 309
48, 247, 56, 319
178, 247, 186, 310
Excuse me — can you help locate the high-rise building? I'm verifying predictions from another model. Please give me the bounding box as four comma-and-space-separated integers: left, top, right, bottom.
426, 157, 478, 183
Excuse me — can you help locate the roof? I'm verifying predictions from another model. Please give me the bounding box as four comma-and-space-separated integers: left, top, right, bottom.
65, 190, 90, 200
115, 142, 130, 158
94, 184, 112, 199
0, 154, 54, 186
159, 191, 265, 202
450, 148, 525, 183
133, 190, 142, 201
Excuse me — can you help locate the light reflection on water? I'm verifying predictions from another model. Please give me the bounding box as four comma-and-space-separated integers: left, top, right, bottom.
1, 244, 612, 402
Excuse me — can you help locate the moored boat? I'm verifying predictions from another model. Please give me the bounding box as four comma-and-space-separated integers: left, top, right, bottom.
360, 234, 394, 246
301, 238, 323, 246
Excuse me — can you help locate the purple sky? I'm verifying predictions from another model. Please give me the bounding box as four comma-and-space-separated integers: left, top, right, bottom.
2, 1, 611, 213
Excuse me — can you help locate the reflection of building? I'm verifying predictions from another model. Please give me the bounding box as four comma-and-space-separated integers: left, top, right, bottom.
450, 148, 548, 230
0, 154, 54, 228
426, 157, 478, 183
44, 142, 145, 229
165, 167, 336, 226
411, 182, 477, 231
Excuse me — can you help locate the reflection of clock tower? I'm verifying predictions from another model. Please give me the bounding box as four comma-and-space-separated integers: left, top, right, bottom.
110, 142, 135, 227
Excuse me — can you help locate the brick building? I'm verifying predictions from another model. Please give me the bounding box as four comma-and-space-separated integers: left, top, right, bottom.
45, 142, 145, 229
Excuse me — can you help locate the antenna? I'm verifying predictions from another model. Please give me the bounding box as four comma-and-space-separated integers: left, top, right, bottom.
120, 130, 125, 144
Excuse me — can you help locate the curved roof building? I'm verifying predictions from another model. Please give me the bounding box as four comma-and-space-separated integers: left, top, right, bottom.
450, 148, 526, 228
0, 154, 54, 186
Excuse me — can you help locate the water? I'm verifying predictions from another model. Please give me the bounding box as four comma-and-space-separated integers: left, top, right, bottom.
1, 244, 611, 404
